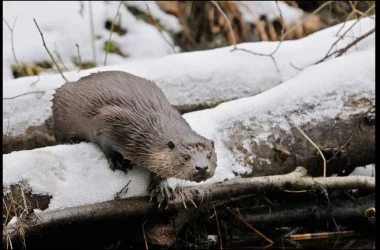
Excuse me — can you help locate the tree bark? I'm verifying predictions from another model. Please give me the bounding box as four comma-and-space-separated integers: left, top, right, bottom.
4, 167, 375, 249
226, 105, 375, 177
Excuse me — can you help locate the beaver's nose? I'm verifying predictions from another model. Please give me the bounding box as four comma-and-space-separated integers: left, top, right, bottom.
196, 166, 208, 173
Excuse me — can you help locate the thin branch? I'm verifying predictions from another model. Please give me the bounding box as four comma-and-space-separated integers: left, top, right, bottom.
142, 220, 149, 250
210, 1, 237, 49
88, 1, 97, 66
294, 125, 327, 178
212, 203, 222, 250
30, 74, 40, 86
54, 43, 69, 71
3, 16, 22, 69
237, 2, 269, 41
316, 4, 375, 64
144, 1, 177, 54
268, 1, 285, 56
290, 231, 354, 240
33, 18, 68, 82
76, 43, 82, 72
282, 1, 334, 39
3, 91, 45, 100
335, 27, 375, 57
232, 208, 274, 246
104, 1, 124, 66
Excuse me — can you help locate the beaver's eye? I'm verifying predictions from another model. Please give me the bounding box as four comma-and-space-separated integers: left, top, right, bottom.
183, 155, 191, 161
207, 153, 212, 159
167, 141, 175, 149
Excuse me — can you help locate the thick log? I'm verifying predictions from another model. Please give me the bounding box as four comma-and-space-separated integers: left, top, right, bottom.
225, 101, 375, 177
4, 167, 375, 249
233, 192, 375, 229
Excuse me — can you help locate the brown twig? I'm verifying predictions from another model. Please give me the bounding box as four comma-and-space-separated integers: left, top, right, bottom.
104, 1, 124, 66
237, 2, 269, 41
210, 1, 237, 49
144, 1, 177, 54
269, 1, 285, 56
232, 208, 274, 246
33, 18, 68, 82
142, 220, 149, 250
75, 43, 82, 71
295, 124, 327, 178
223, 1, 286, 80
290, 231, 354, 240
3, 91, 45, 100
316, 4, 375, 64
335, 27, 375, 57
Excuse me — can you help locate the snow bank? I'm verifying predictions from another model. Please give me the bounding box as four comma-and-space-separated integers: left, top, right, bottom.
2, 1, 181, 82
3, 142, 151, 211
3, 17, 375, 136
3, 35, 374, 210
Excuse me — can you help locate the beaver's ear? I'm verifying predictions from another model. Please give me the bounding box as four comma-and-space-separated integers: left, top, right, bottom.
210, 140, 215, 148
167, 141, 175, 149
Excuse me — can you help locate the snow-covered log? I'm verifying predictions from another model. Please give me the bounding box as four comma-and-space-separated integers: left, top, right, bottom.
3, 35, 375, 215
3, 17, 375, 153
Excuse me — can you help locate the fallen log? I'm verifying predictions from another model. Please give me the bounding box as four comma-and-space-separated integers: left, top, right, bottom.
3, 17, 375, 153
232, 192, 375, 229
226, 105, 375, 177
4, 167, 375, 249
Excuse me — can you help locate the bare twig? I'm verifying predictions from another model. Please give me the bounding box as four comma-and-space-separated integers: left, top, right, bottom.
75, 43, 82, 72
104, 1, 124, 66
290, 231, 354, 240
210, 1, 237, 49
144, 1, 177, 54
54, 43, 69, 71
268, 1, 285, 56
232, 208, 274, 246
316, 4, 375, 64
216, 1, 286, 80
3, 91, 45, 100
19, 185, 29, 214
335, 27, 375, 57
33, 18, 68, 82
3, 17, 22, 69
294, 125, 327, 178
88, 1, 97, 66
212, 203, 222, 250
142, 220, 149, 250
30, 74, 40, 86
237, 2, 269, 41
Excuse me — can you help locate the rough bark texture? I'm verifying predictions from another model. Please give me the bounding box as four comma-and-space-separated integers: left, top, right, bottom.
4, 167, 375, 249
3, 123, 56, 154
226, 103, 375, 177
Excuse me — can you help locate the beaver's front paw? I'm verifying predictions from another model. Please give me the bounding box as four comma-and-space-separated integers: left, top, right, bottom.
148, 178, 191, 208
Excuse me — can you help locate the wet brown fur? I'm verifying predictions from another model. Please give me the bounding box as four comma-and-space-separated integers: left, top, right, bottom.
52, 71, 217, 181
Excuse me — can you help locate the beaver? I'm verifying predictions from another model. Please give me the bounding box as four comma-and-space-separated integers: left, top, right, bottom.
52, 71, 217, 193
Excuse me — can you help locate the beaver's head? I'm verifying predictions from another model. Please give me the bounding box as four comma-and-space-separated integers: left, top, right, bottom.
148, 137, 217, 182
